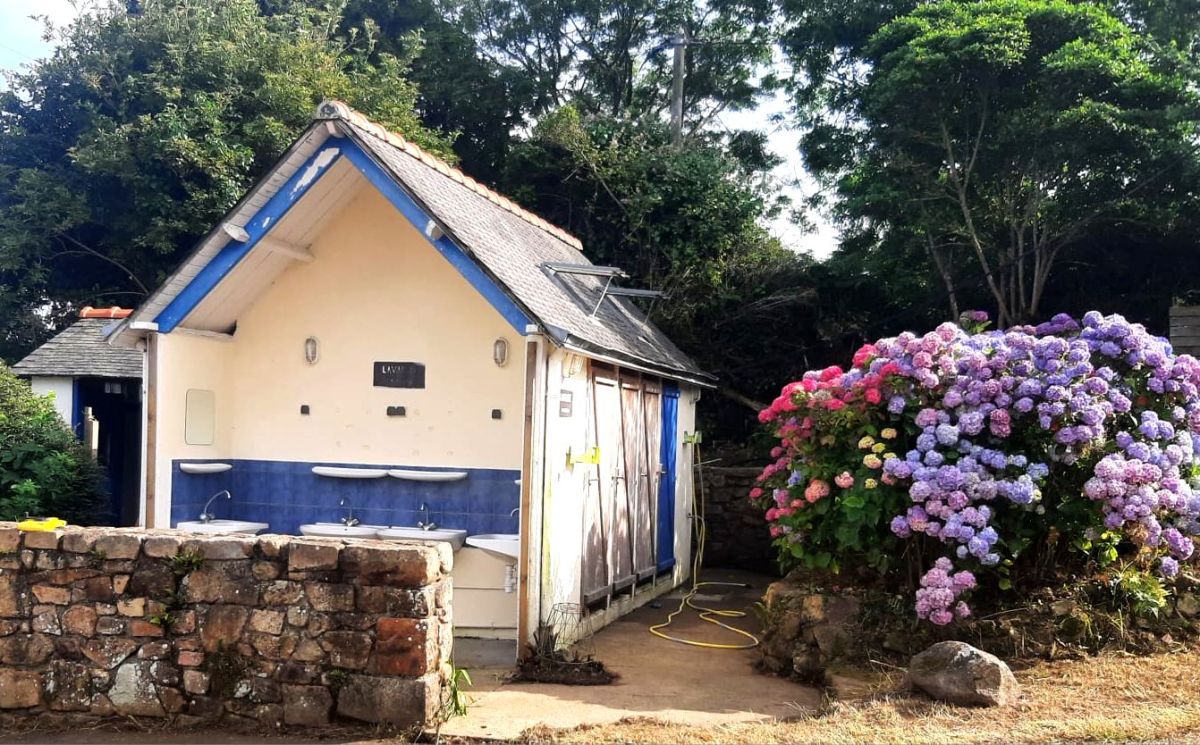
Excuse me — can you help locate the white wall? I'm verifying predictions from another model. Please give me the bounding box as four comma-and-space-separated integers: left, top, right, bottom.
30, 376, 74, 429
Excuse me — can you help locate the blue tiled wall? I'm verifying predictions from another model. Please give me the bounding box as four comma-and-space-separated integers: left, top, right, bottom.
170, 459, 521, 536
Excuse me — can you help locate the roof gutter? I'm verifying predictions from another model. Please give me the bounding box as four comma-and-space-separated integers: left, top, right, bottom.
559, 336, 717, 388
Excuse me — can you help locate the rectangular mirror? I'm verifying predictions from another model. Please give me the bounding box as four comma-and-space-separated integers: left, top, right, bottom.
184, 389, 216, 445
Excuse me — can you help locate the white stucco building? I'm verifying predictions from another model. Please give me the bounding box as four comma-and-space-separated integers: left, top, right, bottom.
110, 101, 714, 651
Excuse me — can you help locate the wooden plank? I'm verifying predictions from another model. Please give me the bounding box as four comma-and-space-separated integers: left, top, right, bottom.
143, 334, 157, 529
1169, 305, 1200, 317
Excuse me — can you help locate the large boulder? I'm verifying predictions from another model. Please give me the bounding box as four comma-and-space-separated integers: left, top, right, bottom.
906, 641, 1020, 707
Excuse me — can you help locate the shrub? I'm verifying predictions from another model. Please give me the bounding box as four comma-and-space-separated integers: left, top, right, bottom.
0, 362, 109, 524
752, 311, 1200, 624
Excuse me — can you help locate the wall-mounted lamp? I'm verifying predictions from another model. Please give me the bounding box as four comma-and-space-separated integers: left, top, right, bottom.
304, 336, 320, 365
493, 337, 510, 367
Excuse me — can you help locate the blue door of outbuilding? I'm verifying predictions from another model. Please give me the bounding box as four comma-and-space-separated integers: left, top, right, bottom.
657, 384, 679, 572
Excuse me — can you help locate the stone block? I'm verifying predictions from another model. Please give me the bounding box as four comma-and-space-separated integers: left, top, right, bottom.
339, 545, 439, 587
261, 581, 303, 606
0, 669, 41, 709
186, 695, 224, 720
248, 632, 298, 661
182, 562, 259, 605
286, 606, 309, 627
81, 637, 137, 669
249, 609, 284, 635
31, 584, 70, 605
0, 575, 21, 616
44, 660, 90, 711
139, 640, 171, 659
282, 684, 332, 726
149, 660, 181, 686
288, 541, 339, 572
96, 616, 125, 635
82, 576, 114, 602
194, 537, 255, 561
276, 662, 315, 685
60, 531, 96, 554
159, 687, 186, 714
257, 535, 289, 559
305, 583, 355, 612
375, 617, 434, 676
118, 597, 145, 617
24, 530, 63, 550
177, 650, 204, 667
337, 674, 437, 726
292, 638, 325, 662
320, 630, 372, 669
128, 560, 174, 598
0, 633, 55, 665
183, 669, 211, 695
93, 533, 143, 560
130, 619, 164, 637
173, 608, 197, 634
0, 526, 20, 553
109, 661, 165, 717
142, 535, 183, 559
251, 677, 281, 703
200, 605, 248, 651
32, 609, 62, 635
251, 561, 280, 581
112, 574, 130, 594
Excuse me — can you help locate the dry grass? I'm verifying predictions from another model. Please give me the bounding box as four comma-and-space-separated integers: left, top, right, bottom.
517, 649, 1200, 744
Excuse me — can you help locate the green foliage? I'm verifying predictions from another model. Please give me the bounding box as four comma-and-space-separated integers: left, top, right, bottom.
168, 549, 205, 576
442, 664, 473, 719
0, 0, 453, 362
1108, 564, 1170, 618
0, 363, 109, 524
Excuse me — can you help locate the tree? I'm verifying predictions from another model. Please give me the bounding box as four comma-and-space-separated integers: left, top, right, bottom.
798, 0, 1199, 326
0, 363, 109, 524
0, 0, 452, 363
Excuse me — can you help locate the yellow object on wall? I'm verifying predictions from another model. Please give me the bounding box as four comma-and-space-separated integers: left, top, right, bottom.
17, 517, 66, 532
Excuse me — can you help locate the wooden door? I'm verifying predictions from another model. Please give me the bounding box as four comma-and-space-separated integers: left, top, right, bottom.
580, 374, 610, 604
640, 383, 662, 580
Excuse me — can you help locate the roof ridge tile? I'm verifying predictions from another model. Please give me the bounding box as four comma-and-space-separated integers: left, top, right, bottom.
316, 100, 583, 251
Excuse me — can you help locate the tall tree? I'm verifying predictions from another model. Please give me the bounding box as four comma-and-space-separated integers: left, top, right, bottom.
792, 0, 1199, 325
0, 0, 452, 362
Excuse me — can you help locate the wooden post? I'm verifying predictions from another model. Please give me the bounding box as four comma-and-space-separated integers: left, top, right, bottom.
143, 334, 158, 528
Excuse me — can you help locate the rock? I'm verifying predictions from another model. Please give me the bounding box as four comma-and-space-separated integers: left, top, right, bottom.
249, 609, 284, 635
108, 661, 165, 717
375, 618, 433, 676
1050, 599, 1077, 617
62, 605, 98, 636
0, 526, 20, 553
0, 634, 55, 665
94, 534, 143, 560
82, 576, 114, 602
193, 537, 255, 561
177, 650, 204, 667
251, 561, 281, 581
182, 563, 259, 605
183, 669, 211, 695
24, 530, 63, 550
1177, 593, 1200, 618
45, 660, 92, 711
282, 684, 332, 726
82, 637, 139, 669
304, 582, 355, 612
32, 609, 62, 635
320, 630, 373, 669
289, 542, 340, 572
0, 669, 41, 709
129, 619, 164, 637
139, 640, 172, 660
0, 575, 20, 616
200, 605, 249, 651
96, 616, 125, 635
339, 545, 438, 587
31, 584, 70, 605
60, 532, 96, 554
337, 674, 437, 726
906, 641, 1020, 707
118, 597, 145, 617
261, 581, 303, 606
142, 535, 183, 559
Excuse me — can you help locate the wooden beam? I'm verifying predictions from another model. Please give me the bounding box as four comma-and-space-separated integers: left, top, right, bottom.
260, 238, 314, 263
143, 334, 158, 528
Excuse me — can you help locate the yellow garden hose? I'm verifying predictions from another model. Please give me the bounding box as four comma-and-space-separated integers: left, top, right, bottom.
649, 443, 760, 650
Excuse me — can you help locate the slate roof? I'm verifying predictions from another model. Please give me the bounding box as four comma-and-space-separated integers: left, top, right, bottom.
333, 106, 712, 386
13, 319, 142, 379
114, 101, 713, 386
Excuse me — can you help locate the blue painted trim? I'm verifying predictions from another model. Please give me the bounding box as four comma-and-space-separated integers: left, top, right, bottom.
338, 143, 532, 334
657, 384, 679, 572
154, 146, 345, 332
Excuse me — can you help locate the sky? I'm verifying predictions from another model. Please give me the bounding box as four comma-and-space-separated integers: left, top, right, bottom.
0, 1, 840, 258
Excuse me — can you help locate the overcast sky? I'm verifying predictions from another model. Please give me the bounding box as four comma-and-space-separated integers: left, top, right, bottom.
0, 1, 839, 257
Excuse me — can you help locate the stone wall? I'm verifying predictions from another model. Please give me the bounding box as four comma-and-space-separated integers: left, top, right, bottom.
701, 466, 774, 572
0, 524, 451, 729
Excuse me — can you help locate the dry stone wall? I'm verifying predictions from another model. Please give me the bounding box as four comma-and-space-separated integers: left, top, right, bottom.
701, 466, 774, 572
0, 524, 452, 729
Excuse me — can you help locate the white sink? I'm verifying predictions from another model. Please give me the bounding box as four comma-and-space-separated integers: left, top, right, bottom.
378, 526, 468, 551
466, 533, 520, 561
298, 522, 384, 538
176, 519, 269, 535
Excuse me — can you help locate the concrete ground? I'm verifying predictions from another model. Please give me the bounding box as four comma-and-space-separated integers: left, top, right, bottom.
441, 569, 820, 741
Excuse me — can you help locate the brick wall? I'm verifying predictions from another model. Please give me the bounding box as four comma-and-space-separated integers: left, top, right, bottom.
0, 524, 451, 729
700, 466, 775, 573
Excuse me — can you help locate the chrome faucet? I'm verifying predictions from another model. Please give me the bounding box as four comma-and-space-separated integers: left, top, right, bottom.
199, 490, 231, 523
510, 507, 520, 517
417, 503, 437, 531
339, 497, 359, 527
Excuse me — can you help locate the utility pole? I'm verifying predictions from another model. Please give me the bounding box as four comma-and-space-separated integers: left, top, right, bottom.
670, 26, 686, 148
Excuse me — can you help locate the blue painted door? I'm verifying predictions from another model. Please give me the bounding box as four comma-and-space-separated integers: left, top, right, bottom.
657, 385, 679, 572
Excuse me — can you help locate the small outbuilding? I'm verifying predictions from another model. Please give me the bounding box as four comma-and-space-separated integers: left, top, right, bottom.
12, 307, 143, 525
110, 101, 714, 650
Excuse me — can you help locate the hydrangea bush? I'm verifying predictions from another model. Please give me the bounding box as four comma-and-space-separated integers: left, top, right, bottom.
752, 312, 1200, 624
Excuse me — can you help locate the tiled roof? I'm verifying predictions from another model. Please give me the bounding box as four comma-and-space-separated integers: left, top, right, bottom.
319, 102, 713, 385
12, 319, 142, 379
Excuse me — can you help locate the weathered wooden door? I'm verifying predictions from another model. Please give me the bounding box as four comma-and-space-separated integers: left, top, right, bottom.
580, 373, 611, 604
640, 382, 663, 580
